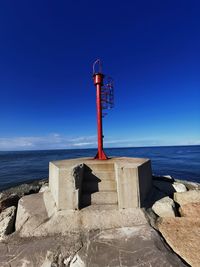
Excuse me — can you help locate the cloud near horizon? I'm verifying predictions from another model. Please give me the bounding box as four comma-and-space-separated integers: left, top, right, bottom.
0, 134, 199, 151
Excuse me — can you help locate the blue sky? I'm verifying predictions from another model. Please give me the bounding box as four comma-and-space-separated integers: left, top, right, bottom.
0, 0, 199, 150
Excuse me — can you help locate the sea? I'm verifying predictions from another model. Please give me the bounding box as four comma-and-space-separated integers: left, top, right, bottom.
0, 145, 199, 191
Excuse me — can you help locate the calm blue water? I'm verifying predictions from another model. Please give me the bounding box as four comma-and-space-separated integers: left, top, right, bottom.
0, 146, 199, 191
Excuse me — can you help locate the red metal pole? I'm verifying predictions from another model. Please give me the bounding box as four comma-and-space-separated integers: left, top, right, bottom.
93, 73, 108, 160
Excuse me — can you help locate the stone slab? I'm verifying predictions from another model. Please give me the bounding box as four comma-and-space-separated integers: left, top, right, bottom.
15, 192, 49, 233
0, 233, 82, 267
70, 225, 187, 267
15, 191, 148, 237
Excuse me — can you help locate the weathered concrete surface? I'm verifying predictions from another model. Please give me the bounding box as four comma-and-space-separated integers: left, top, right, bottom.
152, 196, 176, 218
70, 225, 187, 267
115, 160, 152, 208
158, 217, 200, 267
179, 202, 200, 217
174, 190, 200, 206
49, 157, 152, 211
0, 206, 16, 240
0, 233, 82, 267
15, 191, 148, 237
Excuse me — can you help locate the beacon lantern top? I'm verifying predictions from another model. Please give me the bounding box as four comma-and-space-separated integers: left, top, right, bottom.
93, 59, 104, 86
93, 59, 102, 75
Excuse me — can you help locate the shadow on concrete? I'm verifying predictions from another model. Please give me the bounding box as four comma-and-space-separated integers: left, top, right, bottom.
143, 176, 176, 209
80, 165, 101, 209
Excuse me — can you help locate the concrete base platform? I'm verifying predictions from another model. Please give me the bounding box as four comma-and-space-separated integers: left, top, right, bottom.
49, 157, 152, 211
15, 157, 153, 237
15, 190, 148, 237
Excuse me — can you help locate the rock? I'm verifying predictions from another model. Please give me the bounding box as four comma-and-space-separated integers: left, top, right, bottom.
152, 196, 176, 218
179, 202, 200, 217
172, 182, 187, 193
70, 225, 186, 267
16, 191, 148, 237
174, 190, 200, 206
153, 174, 174, 182
0, 206, 16, 240
163, 175, 174, 181
1, 179, 48, 199
175, 179, 200, 190
0, 193, 20, 212
39, 184, 49, 193
158, 217, 200, 267
15, 192, 49, 235
0, 233, 82, 266
153, 180, 175, 195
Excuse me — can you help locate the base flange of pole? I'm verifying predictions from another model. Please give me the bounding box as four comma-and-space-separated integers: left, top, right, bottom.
94, 150, 108, 160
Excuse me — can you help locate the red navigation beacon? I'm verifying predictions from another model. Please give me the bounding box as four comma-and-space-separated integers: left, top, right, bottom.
92, 59, 114, 160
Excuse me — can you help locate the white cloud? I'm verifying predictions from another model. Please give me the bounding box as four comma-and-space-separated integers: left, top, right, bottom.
0, 134, 199, 151
0, 134, 97, 151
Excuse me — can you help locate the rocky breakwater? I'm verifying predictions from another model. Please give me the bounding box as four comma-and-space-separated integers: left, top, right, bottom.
0, 179, 47, 240
0, 174, 198, 266
146, 175, 200, 267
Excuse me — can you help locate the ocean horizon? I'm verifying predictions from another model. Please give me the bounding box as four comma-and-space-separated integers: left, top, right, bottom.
0, 145, 199, 191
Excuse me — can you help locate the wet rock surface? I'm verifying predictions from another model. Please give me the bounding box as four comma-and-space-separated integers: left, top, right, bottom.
0, 179, 48, 199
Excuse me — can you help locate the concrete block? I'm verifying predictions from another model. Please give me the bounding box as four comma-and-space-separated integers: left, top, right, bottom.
82, 191, 118, 206
84, 171, 115, 181
83, 180, 117, 193
115, 159, 152, 209
49, 157, 152, 211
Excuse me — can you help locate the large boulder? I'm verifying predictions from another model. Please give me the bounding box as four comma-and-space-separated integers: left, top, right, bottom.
179, 202, 200, 217
0, 193, 19, 212
158, 217, 200, 267
175, 179, 200, 190
174, 190, 200, 206
70, 225, 186, 267
152, 196, 176, 218
172, 182, 187, 193
0, 206, 16, 240
15, 192, 49, 235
